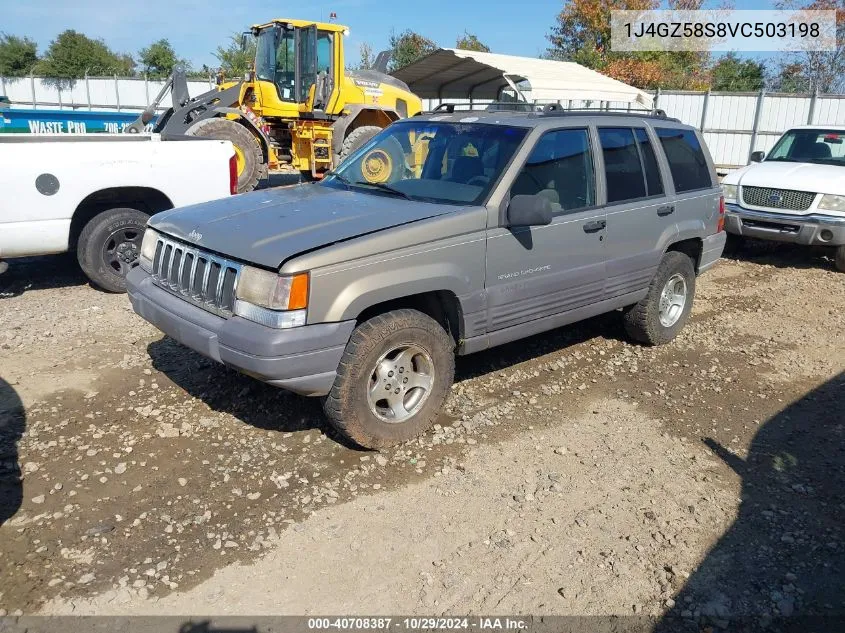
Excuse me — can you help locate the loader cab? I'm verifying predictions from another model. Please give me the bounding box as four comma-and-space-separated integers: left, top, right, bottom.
251, 19, 344, 118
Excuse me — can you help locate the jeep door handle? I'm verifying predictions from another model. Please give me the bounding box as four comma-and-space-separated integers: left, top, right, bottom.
583, 220, 606, 233
657, 205, 675, 217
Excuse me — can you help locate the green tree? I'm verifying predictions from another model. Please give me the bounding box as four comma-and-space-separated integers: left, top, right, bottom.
139, 38, 181, 78
35, 30, 133, 86
455, 32, 490, 52
710, 53, 766, 91
775, 0, 845, 93
213, 33, 256, 79
546, 0, 711, 90
387, 30, 437, 71
0, 33, 39, 77
357, 42, 375, 70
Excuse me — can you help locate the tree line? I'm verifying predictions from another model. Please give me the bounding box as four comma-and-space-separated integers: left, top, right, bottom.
2, 0, 843, 94
0, 30, 254, 85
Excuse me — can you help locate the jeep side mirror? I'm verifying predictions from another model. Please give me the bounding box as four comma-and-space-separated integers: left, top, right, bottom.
507, 194, 553, 227
750, 150, 765, 163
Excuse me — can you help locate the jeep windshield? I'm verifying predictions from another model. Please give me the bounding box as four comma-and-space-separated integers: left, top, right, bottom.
766, 129, 845, 167
323, 121, 528, 205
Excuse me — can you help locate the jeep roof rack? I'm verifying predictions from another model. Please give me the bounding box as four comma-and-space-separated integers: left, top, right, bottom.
425, 101, 677, 121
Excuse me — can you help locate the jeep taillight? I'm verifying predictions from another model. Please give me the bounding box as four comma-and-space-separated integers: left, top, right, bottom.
229, 154, 238, 195
717, 195, 725, 232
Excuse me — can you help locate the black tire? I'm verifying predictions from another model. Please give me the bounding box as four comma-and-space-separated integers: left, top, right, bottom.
623, 251, 696, 346
77, 207, 149, 293
835, 245, 845, 272
187, 118, 266, 193
338, 125, 382, 163
324, 309, 455, 449
723, 233, 744, 257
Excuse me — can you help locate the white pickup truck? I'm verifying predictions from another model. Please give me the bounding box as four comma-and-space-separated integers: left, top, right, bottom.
0, 134, 236, 291
722, 125, 845, 272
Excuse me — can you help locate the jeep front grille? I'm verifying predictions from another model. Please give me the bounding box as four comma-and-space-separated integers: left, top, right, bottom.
151, 236, 241, 317
742, 186, 815, 211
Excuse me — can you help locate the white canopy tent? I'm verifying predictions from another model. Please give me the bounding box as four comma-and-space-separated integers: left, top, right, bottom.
391, 48, 654, 109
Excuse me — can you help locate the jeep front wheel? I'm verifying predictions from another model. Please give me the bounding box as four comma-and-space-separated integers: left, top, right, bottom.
324, 309, 455, 449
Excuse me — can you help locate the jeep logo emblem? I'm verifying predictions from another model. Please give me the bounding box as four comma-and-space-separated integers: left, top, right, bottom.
188, 229, 203, 242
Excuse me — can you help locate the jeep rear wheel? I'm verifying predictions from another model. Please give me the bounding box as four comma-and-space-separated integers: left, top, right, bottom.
324, 309, 455, 449
623, 251, 696, 345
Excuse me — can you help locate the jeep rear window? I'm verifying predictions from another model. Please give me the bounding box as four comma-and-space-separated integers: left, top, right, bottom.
655, 128, 713, 193
324, 121, 528, 205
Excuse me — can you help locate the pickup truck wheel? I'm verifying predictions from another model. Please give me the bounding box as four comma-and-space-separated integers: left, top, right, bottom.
187, 118, 266, 193
324, 309, 455, 449
77, 207, 149, 293
835, 245, 845, 272
623, 251, 696, 346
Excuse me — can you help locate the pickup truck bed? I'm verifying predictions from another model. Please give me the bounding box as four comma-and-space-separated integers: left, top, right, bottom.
0, 133, 235, 291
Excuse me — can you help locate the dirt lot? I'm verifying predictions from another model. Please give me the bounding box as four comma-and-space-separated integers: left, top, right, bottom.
1, 242, 843, 625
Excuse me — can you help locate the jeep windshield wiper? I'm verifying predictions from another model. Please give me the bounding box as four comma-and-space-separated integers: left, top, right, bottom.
351, 181, 413, 200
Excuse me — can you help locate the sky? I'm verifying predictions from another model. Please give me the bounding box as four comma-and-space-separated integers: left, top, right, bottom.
3, 0, 567, 69
4, 0, 784, 70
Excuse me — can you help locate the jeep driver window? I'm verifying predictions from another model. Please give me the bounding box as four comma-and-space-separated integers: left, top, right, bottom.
510, 129, 595, 214
655, 128, 713, 192
599, 128, 647, 203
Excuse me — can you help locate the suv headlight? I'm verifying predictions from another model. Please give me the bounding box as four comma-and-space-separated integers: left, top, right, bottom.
722, 183, 737, 204
140, 228, 158, 272
234, 267, 308, 329
818, 194, 845, 212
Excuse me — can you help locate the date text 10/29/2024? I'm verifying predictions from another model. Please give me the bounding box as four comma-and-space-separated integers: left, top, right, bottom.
307, 618, 528, 630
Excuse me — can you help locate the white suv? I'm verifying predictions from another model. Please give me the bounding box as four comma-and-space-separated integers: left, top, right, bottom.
721, 125, 845, 272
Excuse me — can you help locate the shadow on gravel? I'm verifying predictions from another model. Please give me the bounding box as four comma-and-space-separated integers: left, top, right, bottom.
146, 337, 361, 450
455, 311, 626, 383
724, 237, 839, 273
0, 253, 88, 298
655, 371, 845, 632
0, 377, 25, 526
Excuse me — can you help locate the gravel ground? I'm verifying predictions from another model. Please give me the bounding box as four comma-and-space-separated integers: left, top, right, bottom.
0, 240, 843, 626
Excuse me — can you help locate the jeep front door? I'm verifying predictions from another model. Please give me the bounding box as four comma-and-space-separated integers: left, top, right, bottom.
485, 128, 607, 335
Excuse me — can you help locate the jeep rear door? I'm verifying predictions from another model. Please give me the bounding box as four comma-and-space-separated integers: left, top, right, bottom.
484, 127, 607, 336
599, 125, 677, 301
653, 126, 721, 240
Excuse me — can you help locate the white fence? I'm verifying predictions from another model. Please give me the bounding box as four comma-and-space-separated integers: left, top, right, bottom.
423, 91, 845, 171
4, 75, 845, 170
0, 75, 214, 112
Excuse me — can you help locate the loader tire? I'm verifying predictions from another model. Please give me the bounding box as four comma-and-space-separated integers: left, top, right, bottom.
187, 118, 266, 193
338, 126, 382, 163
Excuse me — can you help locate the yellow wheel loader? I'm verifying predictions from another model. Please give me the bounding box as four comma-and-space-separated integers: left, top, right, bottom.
127, 18, 422, 193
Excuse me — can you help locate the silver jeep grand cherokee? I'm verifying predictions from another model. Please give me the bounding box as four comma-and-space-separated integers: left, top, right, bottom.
127, 107, 726, 449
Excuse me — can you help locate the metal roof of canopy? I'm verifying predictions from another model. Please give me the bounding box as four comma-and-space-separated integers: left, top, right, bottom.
391, 48, 654, 109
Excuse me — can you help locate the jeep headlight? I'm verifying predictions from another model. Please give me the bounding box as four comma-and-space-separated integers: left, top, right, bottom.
234, 267, 308, 329
721, 183, 737, 204
140, 228, 158, 273
818, 194, 845, 212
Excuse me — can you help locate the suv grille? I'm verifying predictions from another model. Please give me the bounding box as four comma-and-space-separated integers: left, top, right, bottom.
151, 236, 241, 317
742, 186, 815, 211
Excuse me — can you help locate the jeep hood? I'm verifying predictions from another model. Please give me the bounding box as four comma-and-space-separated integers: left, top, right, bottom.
722, 160, 845, 196
150, 184, 456, 269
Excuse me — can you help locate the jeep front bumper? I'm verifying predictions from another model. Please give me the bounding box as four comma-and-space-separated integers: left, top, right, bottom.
126, 268, 355, 396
